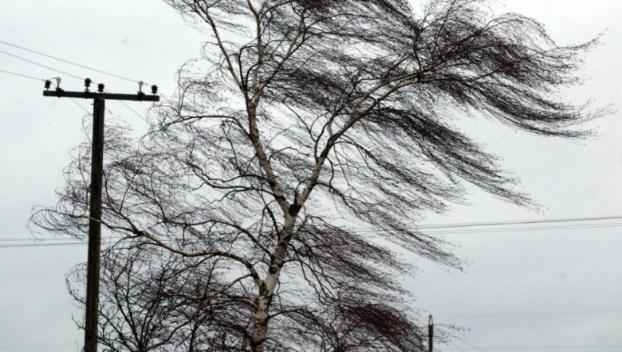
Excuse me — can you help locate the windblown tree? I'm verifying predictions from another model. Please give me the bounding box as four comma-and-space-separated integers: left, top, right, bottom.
34, 0, 600, 350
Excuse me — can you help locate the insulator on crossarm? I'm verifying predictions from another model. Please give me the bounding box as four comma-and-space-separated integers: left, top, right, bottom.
84, 78, 92, 92
151, 85, 158, 95
97, 83, 105, 93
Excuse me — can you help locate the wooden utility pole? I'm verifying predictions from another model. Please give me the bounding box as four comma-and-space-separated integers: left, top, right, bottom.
43, 79, 159, 352
428, 314, 434, 352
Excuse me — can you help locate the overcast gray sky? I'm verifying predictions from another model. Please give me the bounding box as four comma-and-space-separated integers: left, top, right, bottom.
0, 1, 620, 351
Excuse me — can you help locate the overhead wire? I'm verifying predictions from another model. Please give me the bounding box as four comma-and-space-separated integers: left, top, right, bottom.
438, 328, 609, 352
0, 242, 86, 248
442, 344, 622, 350
0, 68, 45, 82
69, 98, 92, 114
449, 335, 490, 352
415, 214, 622, 230
102, 87, 150, 124
0, 342, 78, 351
0, 38, 172, 124
439, 308, 622, 320
52, 80, 92, 115
2, 216, 622, 249
434, 314, 622, 351
1, 67, 92, 115
0, 39, 148, 84
118, 100, 150, 124
0, 224, 622, 248
0, 48, 83, 80
348, 215, 622, 234
422, 221, 622, 236
446, 344, 470, 352
444, 334, 622, 351
0, 47, 150, 121
0, 235, 129, 249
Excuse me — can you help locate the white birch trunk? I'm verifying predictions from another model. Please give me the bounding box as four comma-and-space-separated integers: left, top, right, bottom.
249, 220, 293, 352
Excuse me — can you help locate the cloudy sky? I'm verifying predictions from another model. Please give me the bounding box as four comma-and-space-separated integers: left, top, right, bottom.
0, 1, 620, 351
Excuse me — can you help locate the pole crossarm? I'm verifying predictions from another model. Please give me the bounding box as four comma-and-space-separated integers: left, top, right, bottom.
43, 90, 160, 102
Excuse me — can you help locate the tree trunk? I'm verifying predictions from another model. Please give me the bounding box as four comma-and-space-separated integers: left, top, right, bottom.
249, 222, 293, 352
250, 295, 270, 352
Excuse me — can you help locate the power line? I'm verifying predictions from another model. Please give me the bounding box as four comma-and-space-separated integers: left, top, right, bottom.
424, 222, 622, 236
0, 48, 84, 80
414, 214, 622, 231
0, 342, 77, 351
0, 346, 76, 351
2, 63, 147, 121
0, 242, 86, 248
103, 89, 149, 123
450, 335, 490, 352
442, 344, 622, 350
0, 39, 148, 84
118, 100, 149, 123
0, 68, 44, 81
54, 79, 92, 115
0, 69, 91, 114
1, 40, 162, 124
70, 97, 92, 114
342, 215, 622, 235
446, 344, 470, 352
2, 216, 622, 248
0, 237, 83, 242
439, 309, 622, 320
1, 43, 155, 113
4, 220, 622, 244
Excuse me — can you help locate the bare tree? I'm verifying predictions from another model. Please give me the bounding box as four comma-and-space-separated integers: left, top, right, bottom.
67, 246, 188, 352
68, 242, 269, 351
34, 0, 601, 350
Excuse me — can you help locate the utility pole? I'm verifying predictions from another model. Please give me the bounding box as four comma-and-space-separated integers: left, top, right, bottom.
43, 79, 159, 352
428, 314, 434, 352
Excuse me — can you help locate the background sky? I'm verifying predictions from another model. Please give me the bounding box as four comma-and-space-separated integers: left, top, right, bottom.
0, 1, 620, 351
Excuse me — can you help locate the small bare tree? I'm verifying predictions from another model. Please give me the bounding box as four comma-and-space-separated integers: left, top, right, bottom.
67, 247, 195, 351
69, 242, 274, 351
35, 0, 601, 350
